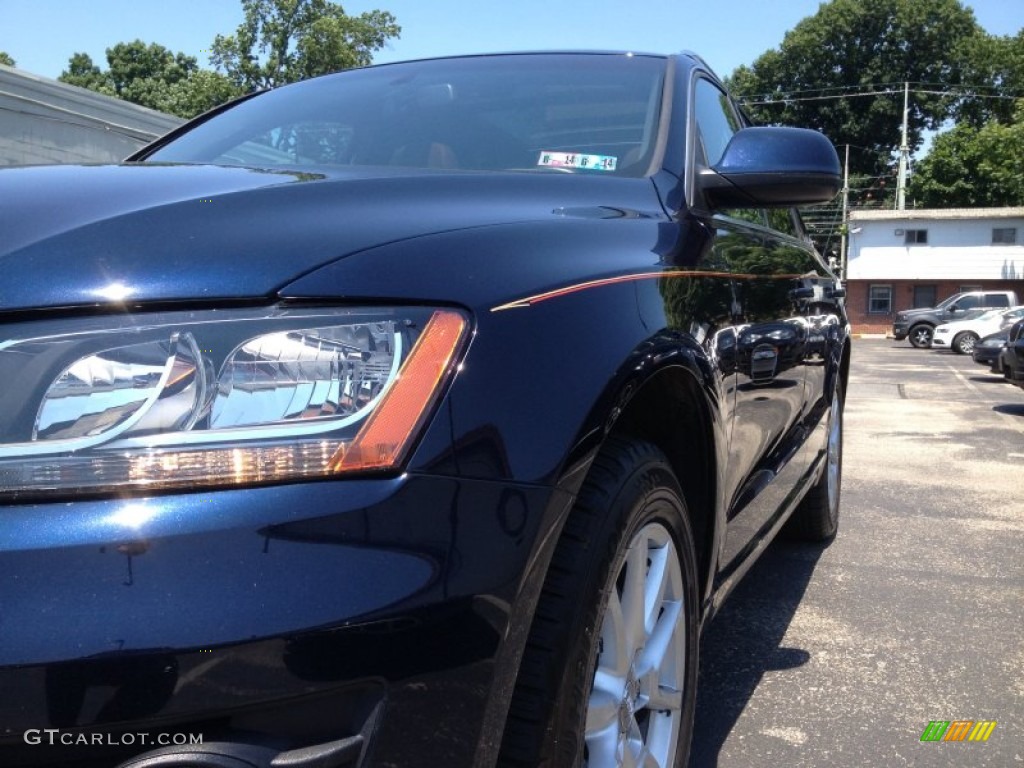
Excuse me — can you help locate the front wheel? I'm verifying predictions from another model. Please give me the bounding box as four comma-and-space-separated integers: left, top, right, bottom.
909, 325, 934, 348
952, 332, 979, 355
499, 437, 699, 768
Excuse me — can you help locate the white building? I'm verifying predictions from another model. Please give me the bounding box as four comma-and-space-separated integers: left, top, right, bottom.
845, 207, 1024, 332
0, 64, 183, 166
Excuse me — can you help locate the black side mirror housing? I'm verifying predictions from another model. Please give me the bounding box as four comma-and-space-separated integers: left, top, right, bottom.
700, 127, 842, 208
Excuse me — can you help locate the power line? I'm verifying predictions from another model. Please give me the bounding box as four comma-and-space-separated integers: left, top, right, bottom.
741, 90, 896, 106
739, 88, 1021, 107
738, 79, 1019, 98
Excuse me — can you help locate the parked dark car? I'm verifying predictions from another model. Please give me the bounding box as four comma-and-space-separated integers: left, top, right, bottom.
0, 52, 846, 768
972, 327, 1011, 373
1003, 319, 1024, 389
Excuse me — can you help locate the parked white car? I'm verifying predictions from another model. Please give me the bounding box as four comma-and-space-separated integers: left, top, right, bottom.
932, 306, 1024, 354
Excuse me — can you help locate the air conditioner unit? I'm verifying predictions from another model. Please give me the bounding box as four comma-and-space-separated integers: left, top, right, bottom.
894, 229, 905, 236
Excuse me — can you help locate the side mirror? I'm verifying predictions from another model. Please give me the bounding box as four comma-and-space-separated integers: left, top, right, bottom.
700, 127, 842, 208
949, 305, 962, 314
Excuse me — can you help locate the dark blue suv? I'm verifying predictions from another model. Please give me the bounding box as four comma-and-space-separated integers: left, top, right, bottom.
0, 52, 847, 768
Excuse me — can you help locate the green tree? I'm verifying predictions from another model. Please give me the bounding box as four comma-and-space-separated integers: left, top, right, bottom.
909, 101, 1024, 207
105, 40, 198, 101
158, 70, 246, 118
59, 42, 242, 118
210, 0, 400, 91
955, 29, 1024, 127
727, 0, 983, 178
60, 52, 116, 95
0, 51, 15, 67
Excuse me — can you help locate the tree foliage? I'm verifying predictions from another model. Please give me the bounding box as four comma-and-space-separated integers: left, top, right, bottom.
60, 52, 115, 96
727, 0, 983, 178
54, 1, 398, 117
910, 101, 1024, 207
210, 0, 400, 91
158, 70, 246, 119
58, 41, 241, 118
61, 42, 193, 99
955, 29, 1024, 126
0, 51, 15, 67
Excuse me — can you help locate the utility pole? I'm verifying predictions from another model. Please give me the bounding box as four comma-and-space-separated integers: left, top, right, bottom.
839, 144, 850, 280
896, 81, 909, 210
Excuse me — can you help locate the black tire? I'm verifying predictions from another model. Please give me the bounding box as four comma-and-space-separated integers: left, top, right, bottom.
499, 437, 699, 768
952, 332, 979, 355
908, 325, 934, 348
787, 380, 844, 542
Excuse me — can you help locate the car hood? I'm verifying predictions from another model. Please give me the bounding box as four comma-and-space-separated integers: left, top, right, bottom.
935, 315, 1000, 333
0, 163, 661, 312
895, 307, 936, 320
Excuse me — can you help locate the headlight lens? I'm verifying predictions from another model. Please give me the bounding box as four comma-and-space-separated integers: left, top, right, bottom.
0, 306, 468, 498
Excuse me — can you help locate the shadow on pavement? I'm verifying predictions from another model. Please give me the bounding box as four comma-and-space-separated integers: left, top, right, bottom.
993, 403, 1024, 417
688, 538, 826, 768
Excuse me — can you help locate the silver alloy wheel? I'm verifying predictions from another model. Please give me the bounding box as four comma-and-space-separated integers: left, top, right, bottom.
585, 523, 685, 768
826, 389, 842, 514
954, 333, 978, 354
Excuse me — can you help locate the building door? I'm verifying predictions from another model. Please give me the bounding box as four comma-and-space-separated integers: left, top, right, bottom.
913, 285, 936, 308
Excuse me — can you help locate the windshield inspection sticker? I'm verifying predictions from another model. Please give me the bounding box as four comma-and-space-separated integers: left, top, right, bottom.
538, 151, 617, 171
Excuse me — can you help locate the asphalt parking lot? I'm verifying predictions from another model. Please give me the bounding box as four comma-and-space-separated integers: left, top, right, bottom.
690, 338, 1024, 767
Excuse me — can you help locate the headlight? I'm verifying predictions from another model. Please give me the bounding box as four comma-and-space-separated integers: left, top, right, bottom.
934, 328, 950, 335
0, 306, 468, 499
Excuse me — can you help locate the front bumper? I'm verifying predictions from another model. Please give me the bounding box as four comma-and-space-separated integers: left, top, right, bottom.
891, 321, 908, 340
972, 346, 1003, 366
931, 333, 950, 348
0, 475, 565, 768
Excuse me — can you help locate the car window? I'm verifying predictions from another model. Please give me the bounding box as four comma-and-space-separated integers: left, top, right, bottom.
975, 309, 1003, 321
693, 78, 740, 166
222, 122, 355, 167
955, 296, 980, 311
143, 55, 667, 177
985, 293, 1010, 307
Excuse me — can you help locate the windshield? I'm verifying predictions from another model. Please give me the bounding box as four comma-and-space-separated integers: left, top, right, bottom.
142, 54, 667, 178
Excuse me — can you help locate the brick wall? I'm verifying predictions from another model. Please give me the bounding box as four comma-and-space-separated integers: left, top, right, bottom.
845, 280, 1024, 334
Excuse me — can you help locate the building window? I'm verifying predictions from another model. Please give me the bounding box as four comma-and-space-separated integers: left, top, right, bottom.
959, 284, 982, 293
913, 285, 936, 308
993, 227, 1017, 244
904, 229, 928, 244
868, 285, 892, 314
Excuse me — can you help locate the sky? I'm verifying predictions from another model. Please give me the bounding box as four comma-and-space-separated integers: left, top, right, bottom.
2, 0, 1021, 84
